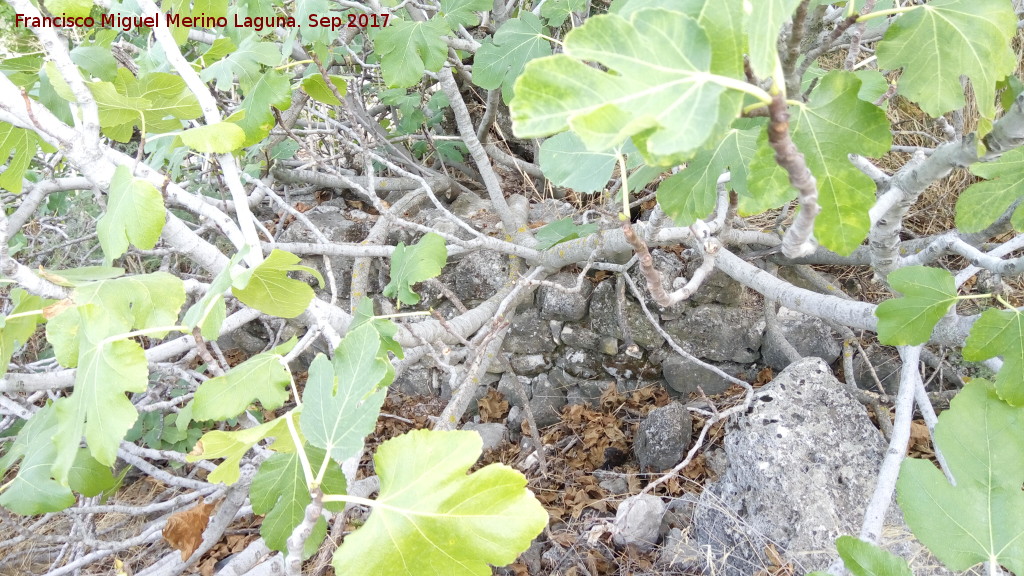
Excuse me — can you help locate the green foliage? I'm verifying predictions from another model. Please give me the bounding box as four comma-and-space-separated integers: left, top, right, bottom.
97, 165, 166, 265
473, 12, 552, 103
768, 71, 891, 255
897, 379, 1024, 574
438, 0, 491, 29
300, 330, 392, 464
251, 447, 346, 558
301, 74, 348, 106
371, 19, 450, 88
188, 415, 294, 485
876, 0, 1016, 120
383, 233, 447, 307
657, 124, 759, 226
0, 123, 57, 193
182, 250, 245, 340
191, 337, 298, 421
833, 536, 913, 576
512, 8, 737, 161
48, 66, 203, 142
52, 304, 150, 481
0, 289, 52, 378
0, 405, 76, 514
43, 0, 92, 19
126, 410, 202, 453
746, 0, 802, 80
955, 148, 1024, 233
963, 308, 1024, 405
231, 249, 324, 318
534, 218, 600, 251
875, 266, 958, 346
538, 132, 617, 193
540, 0, 585, 26
332, 430, 548, 575
178, 122, 247, 153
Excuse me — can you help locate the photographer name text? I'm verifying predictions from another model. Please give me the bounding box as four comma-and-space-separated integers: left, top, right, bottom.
14, 12, 389, 32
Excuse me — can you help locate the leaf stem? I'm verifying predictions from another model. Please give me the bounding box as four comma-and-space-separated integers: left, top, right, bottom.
617, 153, 629, 220
856, 6, 917, 22
99, 325, 188, 345
373, 310, 432, 320
3, 309, 44, 321
286, 411, 316, 489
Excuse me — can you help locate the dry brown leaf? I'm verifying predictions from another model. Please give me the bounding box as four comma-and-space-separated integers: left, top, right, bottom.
162, 496, 220, 561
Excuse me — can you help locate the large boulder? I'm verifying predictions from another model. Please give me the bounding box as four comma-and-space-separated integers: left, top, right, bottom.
693, 358, 888, 573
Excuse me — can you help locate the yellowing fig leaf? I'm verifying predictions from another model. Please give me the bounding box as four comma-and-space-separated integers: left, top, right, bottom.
301, 74, 348, 106
191, 337, 297, 421
178, 122, 246, 153
187, 413, 295, 485
875, 266, 957, 346
333, 429, 547, 575
232, 249, 324, 318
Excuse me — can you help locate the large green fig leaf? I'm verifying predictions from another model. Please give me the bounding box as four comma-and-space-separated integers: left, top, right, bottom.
897, 379, 1024, 574
300, 321, 395, 464
97, 165, 165, 265
511, 8, 735, 159
876, 0, 1016, 120
333, 430, 547, 575
473, 12, 551, 103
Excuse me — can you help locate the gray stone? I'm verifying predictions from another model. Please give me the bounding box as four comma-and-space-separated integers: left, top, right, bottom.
664, 304, 765, 363
594, 470, 629, 494
555, 346, 605, 379
529, 374, 567, 428
393, 363, 434, 396
503, 308, 557, 354
485, 353, 511, 374
454, 250, 509, 303
462, 422, 507, 452
690, 268, 746, 307
762, 308, 843, 371
560, 324, 619, 355
589, 280, 665, 350
537, 272, 593, 321
662, 355, 748, 397
568, 379, 615, 407
658, 528, 704, 571
659, 496, 696, 536
509, 354, 551, 376
497, 371, 530, 408
602, 351, 662, 382
612, 494, 666, 550
693, 358, 892, 574
634, 402, 692, 471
